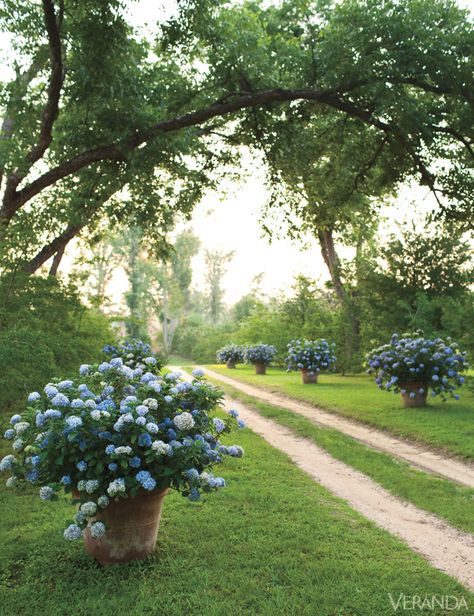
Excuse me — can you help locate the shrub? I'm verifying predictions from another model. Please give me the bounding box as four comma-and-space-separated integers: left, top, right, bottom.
366, 332, 469, 400
216, 344, 245, 364
0, 360, 246, 541
244, 344, 277, 366
0, 274, 114, 417
285, 339, 337, 374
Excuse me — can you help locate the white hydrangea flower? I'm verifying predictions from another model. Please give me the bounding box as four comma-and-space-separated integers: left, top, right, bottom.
6, 476, 17, 488
90, 521, 106, 539
85, 480, 100, 494
14, 421, 30, 435
64, 524, 82, 540
77, 480, 87, 491
80, 501, 97, 516
107, 479, 126, 497
151, 440, 172, 456
90, 410, 101, 421
97, 495, 109, 508
173, 412, 195, 431
12, 438, 25, 451
39, 486, 54, 500
143, 398, 158, 411
114, 446, 132, 456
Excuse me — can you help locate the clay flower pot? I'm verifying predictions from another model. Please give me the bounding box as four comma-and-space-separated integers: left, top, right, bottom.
301, 369, 318, 384
399, 381, 428, 408
226, 360, 236, 369
81, 487, 168, 565
254, 362, 266, 375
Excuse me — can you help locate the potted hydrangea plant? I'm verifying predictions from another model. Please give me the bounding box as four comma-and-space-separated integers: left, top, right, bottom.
1, 352, 245, 565
216, 344, 245, 369
244, 344, 277, 375
367, 332, 468, 407
285, 339, 337, 384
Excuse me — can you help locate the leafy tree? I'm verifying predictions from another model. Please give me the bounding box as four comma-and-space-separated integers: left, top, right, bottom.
0, 0, 471, 275
360, 223, 474, 354
153, 230, 201, 355
204, 249, 234, 323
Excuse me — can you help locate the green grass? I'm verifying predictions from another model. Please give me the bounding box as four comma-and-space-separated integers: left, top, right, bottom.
205, 365, 474, 460
167, 354, 192, 366
195, 371, 474, 535
1, 424, 473, 614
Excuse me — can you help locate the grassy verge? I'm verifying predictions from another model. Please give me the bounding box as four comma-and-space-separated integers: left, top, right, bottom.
205, 365, 474, 460
194, 369, 474, 536
1, 418, 472, 614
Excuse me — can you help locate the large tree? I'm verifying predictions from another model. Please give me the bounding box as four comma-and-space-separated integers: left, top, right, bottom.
0, 0, 472, 273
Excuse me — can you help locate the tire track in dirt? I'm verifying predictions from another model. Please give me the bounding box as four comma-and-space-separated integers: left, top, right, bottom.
200, 367, 474, 488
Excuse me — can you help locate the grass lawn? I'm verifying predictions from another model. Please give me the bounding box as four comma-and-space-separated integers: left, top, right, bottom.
205, 365, 474, 460
1, 423, 472, 615
196, 371, 474, 535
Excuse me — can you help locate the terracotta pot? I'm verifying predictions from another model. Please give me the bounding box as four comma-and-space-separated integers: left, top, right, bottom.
301, 369, 318, 384
226, 360, 236, 369
399, 381, 428, 408
254, 362, 266, 375
79, 487, 169, 565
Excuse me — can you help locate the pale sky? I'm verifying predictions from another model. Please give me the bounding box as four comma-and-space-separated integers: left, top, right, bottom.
0, 0, 472, 307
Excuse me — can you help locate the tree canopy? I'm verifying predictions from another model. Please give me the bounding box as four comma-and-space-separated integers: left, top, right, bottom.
0, 0, 472, 273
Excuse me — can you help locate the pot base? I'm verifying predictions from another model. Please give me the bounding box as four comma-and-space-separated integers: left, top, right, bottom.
399, 382, 428, 408
301, 369, 318, 384
82, 487, 168, 565
254, 362, 266, 375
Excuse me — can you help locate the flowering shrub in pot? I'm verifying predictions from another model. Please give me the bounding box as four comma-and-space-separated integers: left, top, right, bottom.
244, 344, 277, 375
285, 339, 337, 384
0, 359, 245, 564
103, 339, 163, 371
367, 332, 468, 407
216, 344, 245, 369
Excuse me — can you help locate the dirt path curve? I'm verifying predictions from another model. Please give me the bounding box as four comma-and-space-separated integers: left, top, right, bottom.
199, 367, 474, 489
176, 368, 474, 592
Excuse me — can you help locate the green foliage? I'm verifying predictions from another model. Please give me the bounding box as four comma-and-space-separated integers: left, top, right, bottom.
0, 274, 114, 416
360, 225, 474, 356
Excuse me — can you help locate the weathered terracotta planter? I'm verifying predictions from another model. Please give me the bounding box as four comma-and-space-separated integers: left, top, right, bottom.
226, 360, 236, 369
79, 487, 169, 565
254, 362, 266, 375
399, 381, 428, 408
301, 369, 318, 384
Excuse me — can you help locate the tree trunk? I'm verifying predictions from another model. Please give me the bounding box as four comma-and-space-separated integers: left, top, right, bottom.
48, 244, 66, 277
317, 227, 361, 372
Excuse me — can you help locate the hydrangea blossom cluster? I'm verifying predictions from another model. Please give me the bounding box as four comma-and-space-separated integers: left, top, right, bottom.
366, 332, 468, 400
1, 355, 245, 542
244, 344, 277, 366
216, 344, 245, 365
102, 339, 163, 371
285, 339, 337, 373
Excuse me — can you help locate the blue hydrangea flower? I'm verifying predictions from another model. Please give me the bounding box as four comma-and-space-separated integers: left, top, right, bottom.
51, 393, 70, 407
129, 456, 141, 468
188, 487, 201, 501
213, 418, 225, 434
60, 475, 72, 486
138, 433, 152, 448
28, 392, 41, 403
76, 460, 87, 472
64, 524, 82, 540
